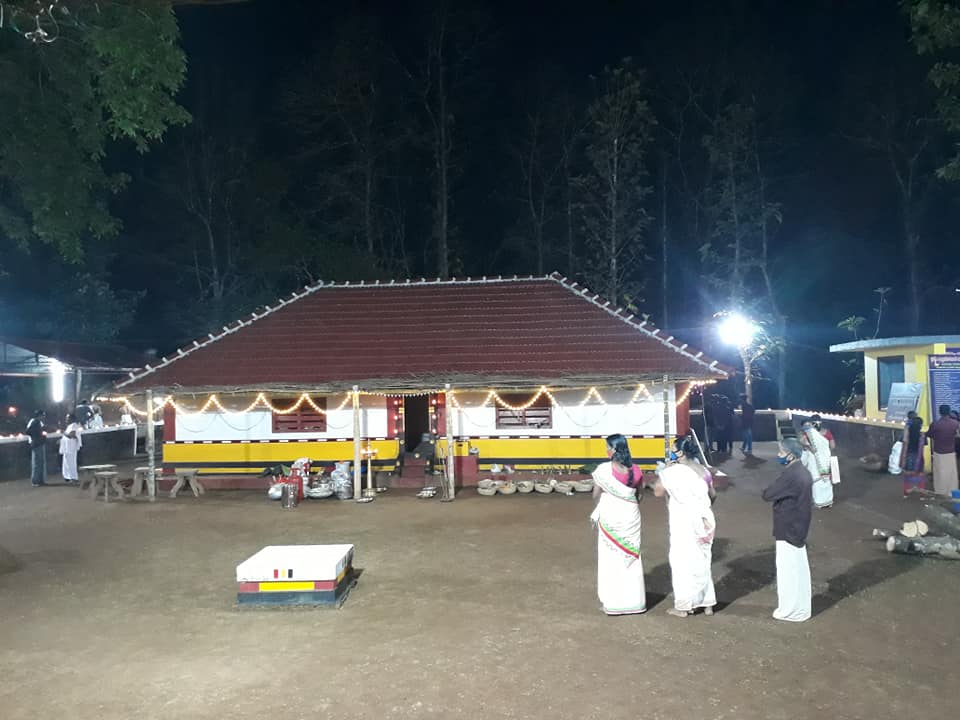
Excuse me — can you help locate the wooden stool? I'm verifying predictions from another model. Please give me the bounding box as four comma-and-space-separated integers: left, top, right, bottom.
78, 464, 117, 491
91, 471, 124, 502
130, 467, 153, 498
169, 468, 205, 498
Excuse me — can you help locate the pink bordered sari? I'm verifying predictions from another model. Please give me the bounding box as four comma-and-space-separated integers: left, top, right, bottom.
591, 461, 646, 615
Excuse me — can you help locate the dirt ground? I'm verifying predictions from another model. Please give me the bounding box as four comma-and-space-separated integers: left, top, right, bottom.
1, 443, 958, 720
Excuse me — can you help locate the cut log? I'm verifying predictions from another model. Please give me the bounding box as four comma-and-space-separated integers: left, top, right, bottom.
886, 534, 960, 558
919, 504, 960, 541
872, 528, 899, 540
899, 520, 929, 538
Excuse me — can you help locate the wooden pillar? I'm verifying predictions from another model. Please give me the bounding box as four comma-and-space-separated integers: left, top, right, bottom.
444, 384, 455, 500
145, 389, 156, 501
73, 368, 82, 408
662, 373, 671, 459
675, 382, 691, 436
352, 386, 362, 501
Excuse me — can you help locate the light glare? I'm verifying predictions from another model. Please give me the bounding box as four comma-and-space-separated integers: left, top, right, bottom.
718, 314, 759, 348
50, 359, 66, 403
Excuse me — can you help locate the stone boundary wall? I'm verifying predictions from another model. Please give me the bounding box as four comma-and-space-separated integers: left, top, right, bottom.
0, 423, 164, 482
789, 412, 900, 461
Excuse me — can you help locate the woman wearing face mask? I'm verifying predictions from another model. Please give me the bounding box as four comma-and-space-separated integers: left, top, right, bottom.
590, 433, 646, 615
800, 420, 834, 508
762, 438, 814, 622
652, 440, 718, 618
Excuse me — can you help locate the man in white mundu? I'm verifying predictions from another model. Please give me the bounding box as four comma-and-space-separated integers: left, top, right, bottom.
762, 437, 814, 622
59, 413, 83, 484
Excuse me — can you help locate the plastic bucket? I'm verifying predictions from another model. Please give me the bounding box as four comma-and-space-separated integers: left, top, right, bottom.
951, 489, 960, 513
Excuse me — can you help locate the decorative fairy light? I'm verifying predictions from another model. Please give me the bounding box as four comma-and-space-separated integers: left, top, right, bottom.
481, 386, 556, 411
108, 392, 355, 417
578, 387, 604, 406
104, 380, 718, 418
675, 380, 716, 406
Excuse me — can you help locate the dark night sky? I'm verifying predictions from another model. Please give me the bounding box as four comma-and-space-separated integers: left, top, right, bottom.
101, 0, 958, 409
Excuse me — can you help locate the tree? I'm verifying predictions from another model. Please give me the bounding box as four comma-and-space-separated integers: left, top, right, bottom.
701, 103, 789, 404
401, 3, 487, 280
843, 57, 942, 334
509, 74, 584, 275
0, 1, 189, 261
575, 61, 656, 306
286, 16, 409, 269
906, 0, 960, 178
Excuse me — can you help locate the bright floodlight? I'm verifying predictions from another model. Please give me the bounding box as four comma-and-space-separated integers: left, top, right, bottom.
50, 359, 66, 403
718, 314, 759, 348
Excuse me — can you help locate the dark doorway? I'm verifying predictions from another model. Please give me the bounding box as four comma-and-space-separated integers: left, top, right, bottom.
403, 395, 430, 452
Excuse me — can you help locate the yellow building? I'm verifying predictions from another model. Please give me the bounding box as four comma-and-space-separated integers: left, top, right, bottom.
830, 336, 960, 423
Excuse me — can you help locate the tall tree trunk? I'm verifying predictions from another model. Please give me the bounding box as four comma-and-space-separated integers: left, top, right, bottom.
891, 150, 922, 334
565, 153, 575, 278
904, 224, 922, 334
660, 151, 669, 328
608, 137, 619, 303
727, 153, 743, 307
364, 156, 375, 257
755, 147, 787, 406
435, 41, 450, 280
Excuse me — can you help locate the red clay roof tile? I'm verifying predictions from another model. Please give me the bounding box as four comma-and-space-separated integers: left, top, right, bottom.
117, 275, 727, 392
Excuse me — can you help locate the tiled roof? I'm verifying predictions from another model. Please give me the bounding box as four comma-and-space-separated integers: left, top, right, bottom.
117, 273, 727, 393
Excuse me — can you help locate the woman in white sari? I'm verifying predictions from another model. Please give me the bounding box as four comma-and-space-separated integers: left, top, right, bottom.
590, 434, 646, 615
800, 421, 833, 508
653, 445, 717, 617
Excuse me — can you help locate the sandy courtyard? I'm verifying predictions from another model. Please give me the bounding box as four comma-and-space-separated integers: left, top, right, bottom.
1, 444, 958, 720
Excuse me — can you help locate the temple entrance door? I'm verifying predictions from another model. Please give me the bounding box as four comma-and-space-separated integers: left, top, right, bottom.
403, 395, 430, 452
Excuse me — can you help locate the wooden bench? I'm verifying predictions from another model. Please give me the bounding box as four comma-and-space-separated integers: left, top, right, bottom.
169, 468, 205, 498
91, 471, 125, 502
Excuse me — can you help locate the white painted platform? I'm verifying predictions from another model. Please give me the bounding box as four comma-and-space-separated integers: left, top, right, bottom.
236, 544, 354, 583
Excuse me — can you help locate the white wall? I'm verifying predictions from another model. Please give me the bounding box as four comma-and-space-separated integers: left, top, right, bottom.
175, 397, 389, 441
173, 388, 677, 442
452, 387, 675, 437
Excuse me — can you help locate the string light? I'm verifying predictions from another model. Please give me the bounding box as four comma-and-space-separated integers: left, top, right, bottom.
578, 387, 604, 406
106, 392, 355, 417
675, 380, 717, 406
480, 386, 556, 411
103, 379, 719, 419
628, 383, 653, 403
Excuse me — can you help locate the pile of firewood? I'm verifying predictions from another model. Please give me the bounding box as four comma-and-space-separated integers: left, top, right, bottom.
874, 504, 960, 560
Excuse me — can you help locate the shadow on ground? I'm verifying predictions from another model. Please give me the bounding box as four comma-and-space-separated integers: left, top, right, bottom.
812, 555, 916, 616
714, 549, 777, 611
0, 545, 20, 575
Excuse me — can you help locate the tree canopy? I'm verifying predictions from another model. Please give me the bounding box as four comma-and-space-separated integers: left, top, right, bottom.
0, 1, 189, 260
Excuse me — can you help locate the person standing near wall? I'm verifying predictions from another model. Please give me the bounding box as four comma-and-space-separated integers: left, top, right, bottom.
762, 437, 813, 623
926, 405, 960, 496
25, 410, 47, 487
59, 413, 83, 484
739, 395, 755, 456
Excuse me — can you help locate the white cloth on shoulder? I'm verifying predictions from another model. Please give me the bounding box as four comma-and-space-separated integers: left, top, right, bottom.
658, 464, 716, 612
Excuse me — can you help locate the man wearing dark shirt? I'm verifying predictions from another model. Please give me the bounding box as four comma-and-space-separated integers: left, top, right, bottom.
762, 437, 813, 622
25, 410, 47, 487
739, 396, 756, 455
927, 404, 960, 496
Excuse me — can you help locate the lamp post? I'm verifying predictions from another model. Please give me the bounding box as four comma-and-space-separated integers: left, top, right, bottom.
717, 312, 760, 404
